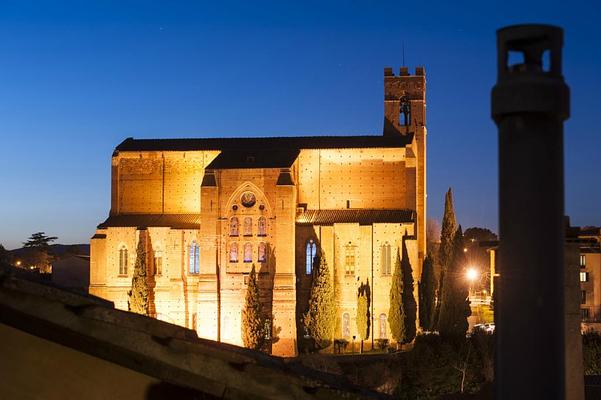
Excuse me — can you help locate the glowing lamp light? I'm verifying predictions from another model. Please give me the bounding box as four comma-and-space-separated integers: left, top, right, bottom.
466, 268, 479, 282
15, 261, 21, 267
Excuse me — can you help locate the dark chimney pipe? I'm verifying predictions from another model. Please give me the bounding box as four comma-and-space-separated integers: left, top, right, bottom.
492, 24, 570, 399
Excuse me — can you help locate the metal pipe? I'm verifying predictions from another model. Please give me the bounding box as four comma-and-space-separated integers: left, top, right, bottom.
491, 24, 570, 399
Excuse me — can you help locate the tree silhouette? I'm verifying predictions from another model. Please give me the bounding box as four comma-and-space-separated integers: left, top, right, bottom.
242, 264, 266, 350
304, 253, 335, 349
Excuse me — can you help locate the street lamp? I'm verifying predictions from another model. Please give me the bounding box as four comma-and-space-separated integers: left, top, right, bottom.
466, 267, 479, 298
466, 267, 479, 282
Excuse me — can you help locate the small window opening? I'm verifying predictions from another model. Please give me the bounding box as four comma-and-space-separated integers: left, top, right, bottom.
508, 50, 525, 70
542, 49, 551, 72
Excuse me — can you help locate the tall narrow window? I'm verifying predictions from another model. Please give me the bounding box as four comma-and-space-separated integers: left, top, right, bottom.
381, 242, 391, 275
244, 243, 252, 263
230, 217, 239, 236
580, 254, 586, 268
258, 242, 266, 262
264, 318, 272, 340
189, 241, 199, 274
342, 313, 351, 338
243, 217, 252, 236
582, 290, 587, 305
306, 239, 317, 275
345, 243, 356, 275
379, 314, 387, 339
154, 249, 163, 276
118, 245, 128, 275
580, 271, 589, 282
230, 242, 238, 262
258, 217, 267, 236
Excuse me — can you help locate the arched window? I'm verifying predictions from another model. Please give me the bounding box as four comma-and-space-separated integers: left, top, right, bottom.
379, 314, 387, 339
230, 242, 238, 262
258, 217, 267, 236
306, 239, 317, 275
258, 242, 266, 262
154, 248, 163, 276
230, 217, 239, 236
118, 245, 128, 275
342, 313, 351, 338
243, 217, 252, 236
381, 242, 392, 275
244, 243, 252, 263
189, 241, 199, 274
345, 242, 356, 275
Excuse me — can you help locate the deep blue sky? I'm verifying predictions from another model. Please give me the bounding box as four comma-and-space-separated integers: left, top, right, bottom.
0, 1, 599, 249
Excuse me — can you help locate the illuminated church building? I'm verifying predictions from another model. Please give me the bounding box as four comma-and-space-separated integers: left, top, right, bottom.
90, 66, 427, 356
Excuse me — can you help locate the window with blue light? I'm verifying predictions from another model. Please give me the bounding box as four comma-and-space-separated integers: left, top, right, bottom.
189, 241, 200, 274
306, 239, 317, 275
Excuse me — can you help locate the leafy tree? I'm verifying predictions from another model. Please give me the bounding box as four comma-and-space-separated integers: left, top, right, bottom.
304, 254, 335, 349
401, 239, 417, 343
438, 227, 472, 339
389, 248, 405, 345
419, 255, 436, 331
128, 234, 150, 315
242, 264, 266, 350
356, 281, 370, 352
21, 232, 58, 273
583, 331, 601, 375
23, 232, 57, 248
433, 188, 458, 330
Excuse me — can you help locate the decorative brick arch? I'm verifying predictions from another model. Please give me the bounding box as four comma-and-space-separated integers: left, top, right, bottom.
225, 181, 272, 214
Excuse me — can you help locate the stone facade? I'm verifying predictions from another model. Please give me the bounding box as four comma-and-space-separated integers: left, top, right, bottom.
90, 67, 427, 356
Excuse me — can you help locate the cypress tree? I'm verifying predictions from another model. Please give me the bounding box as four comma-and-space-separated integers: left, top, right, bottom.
303, 254, 335, 349
439, 188, 458, 269
419, 255, 436, 331
438, 226, 472, 338
433, 188, 458, 330
356, 284, 369, 342
401, 239, 417, 343
388, 248, 405, 345
242, 264, 265, 350
128, 233, 150, 315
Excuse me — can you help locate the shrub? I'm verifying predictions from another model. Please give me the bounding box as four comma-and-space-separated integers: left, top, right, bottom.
333, 338, 349, 354
375, 338, 390, 350
583, 331, 601, 375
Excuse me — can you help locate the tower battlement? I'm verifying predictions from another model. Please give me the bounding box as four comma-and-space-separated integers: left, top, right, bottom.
383, 66, 426, 137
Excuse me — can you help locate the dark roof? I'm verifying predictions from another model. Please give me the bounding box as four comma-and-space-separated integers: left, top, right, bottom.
115, 134, 413, 152
206, 149, 300, 170
98, 214, 200, 229
296, 209, 415, 225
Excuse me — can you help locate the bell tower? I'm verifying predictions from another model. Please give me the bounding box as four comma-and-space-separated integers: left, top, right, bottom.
383, 66, 426, 137
383, 66, 427, 277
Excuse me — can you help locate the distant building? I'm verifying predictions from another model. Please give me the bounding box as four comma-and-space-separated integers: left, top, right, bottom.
484, 222, 601, 331
568, 226, 601, 328
89, 67, 428, 356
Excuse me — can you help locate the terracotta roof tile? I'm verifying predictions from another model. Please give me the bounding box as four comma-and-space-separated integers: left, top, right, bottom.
296, 209, 415, 225
98, 214, 201, 229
